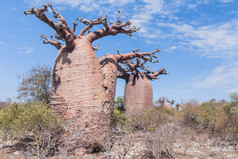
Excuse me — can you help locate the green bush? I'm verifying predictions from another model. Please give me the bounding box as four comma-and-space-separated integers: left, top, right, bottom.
113, 108, 127, 127
0, 101, 62, 140
114, 96, 125, 112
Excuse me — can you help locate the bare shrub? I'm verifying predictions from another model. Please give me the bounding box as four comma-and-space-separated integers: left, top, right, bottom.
141, 123, 180, 159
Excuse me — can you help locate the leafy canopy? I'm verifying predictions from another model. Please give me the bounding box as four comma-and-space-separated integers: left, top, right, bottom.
17, 64, 52, 104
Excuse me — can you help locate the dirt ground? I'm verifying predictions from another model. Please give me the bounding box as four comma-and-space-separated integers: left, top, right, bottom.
1, 126, 238, 159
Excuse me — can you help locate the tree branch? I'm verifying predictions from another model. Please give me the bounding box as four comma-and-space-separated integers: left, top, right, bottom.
113, 48, 160, 63
40, 35, 63, 50
117, 64, 129, 79
166, 99, 174, 105
24, 4, 76, 49
72, 21, 78, 33
145, 68, 168, 80
84, 11, 139, 42
77, 15, 109, 37
92, 45, 98, 51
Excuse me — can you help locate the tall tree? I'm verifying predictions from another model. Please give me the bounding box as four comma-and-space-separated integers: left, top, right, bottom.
24, 4, 160, 152
17, 64, 51, 104
117, 50, 168, 115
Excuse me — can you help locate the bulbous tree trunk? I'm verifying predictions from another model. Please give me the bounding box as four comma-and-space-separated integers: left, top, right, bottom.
118, 57, 167, 116
124, 73, 153, 115
51, 37, 111, 150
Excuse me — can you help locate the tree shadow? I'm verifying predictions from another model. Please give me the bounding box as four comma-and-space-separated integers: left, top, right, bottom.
52, 47, 73, 93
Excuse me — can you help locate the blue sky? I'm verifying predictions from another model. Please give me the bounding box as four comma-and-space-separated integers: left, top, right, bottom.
0, 0, 238, 103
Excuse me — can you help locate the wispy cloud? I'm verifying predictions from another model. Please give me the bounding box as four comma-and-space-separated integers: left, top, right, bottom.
219, 0, 234, 3
0, 41, 8, 47
25, 0, 135, 12
156, 19, 238, 59
18, 47, 34, 54
193, 61, 238, 91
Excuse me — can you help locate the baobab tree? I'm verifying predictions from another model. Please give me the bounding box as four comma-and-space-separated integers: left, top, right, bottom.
157, 97, 167, 108
117, 49, 168, 115
166, 99, 175, 109
24, 4, 161, 152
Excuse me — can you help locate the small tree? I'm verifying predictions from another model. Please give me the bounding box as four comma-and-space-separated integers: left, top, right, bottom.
114, 96, 125, 112
17, 64, 52, 104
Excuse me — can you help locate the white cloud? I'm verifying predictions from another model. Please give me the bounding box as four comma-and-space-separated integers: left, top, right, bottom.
226, 88, 238, 93
18, 47, 34, 54
25, 0, 135, 12
0, 41, 8, 47
166, 46, 178, 53
193, 61, 238, 90
157, 19, 238, 59
219, 0, 234, 3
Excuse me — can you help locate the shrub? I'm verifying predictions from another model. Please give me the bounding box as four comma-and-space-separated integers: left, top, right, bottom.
113, 108, 127, 127
114, 96, 125, 112
181, 95, 238, 145
0, 101, 62, 140
143, 123, 179, 159
129, 107, 174, 131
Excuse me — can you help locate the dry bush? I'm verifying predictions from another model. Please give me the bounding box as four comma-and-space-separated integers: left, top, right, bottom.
129, 107, 175, 132
142, 123, 180, 159
181, 95, 238, 146
0, 102, 8, 110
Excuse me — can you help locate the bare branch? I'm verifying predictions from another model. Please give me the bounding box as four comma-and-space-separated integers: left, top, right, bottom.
92, 45, 98, 51
166, 99, 175, 105
72, 21, 78, 33
24, 4, 76, 49
117, 49, 121, 56
47, 4, 76, 39
85, 11, 140, 42
133, 49, 139, 53
113, 48, 160, 63
145, 68, 168, 80
117, 64, 129, 74
40, 35, 63, 50
141, 67, 155, 74
77, 15, 109, 37
116, 10, 122, 25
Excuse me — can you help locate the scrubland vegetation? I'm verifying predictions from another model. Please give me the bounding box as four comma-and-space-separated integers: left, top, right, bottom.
1, 93, 238, 158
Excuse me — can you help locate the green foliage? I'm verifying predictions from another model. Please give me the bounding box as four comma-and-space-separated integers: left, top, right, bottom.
223, 92, 238, 116
0, 102, 61, 140
113, 108, 127, 126
17, 64, 52, 104
114, 96, 125, 112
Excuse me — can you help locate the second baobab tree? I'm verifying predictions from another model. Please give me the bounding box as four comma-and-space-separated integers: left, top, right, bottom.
24, 4, 164, 152
117, 49, 168, 115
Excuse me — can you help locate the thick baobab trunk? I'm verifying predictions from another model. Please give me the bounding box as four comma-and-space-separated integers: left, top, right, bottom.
99, 55, 118, 114
51, 37, 111, 151
124, 73, 153, 114
117, 52, 167, 115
